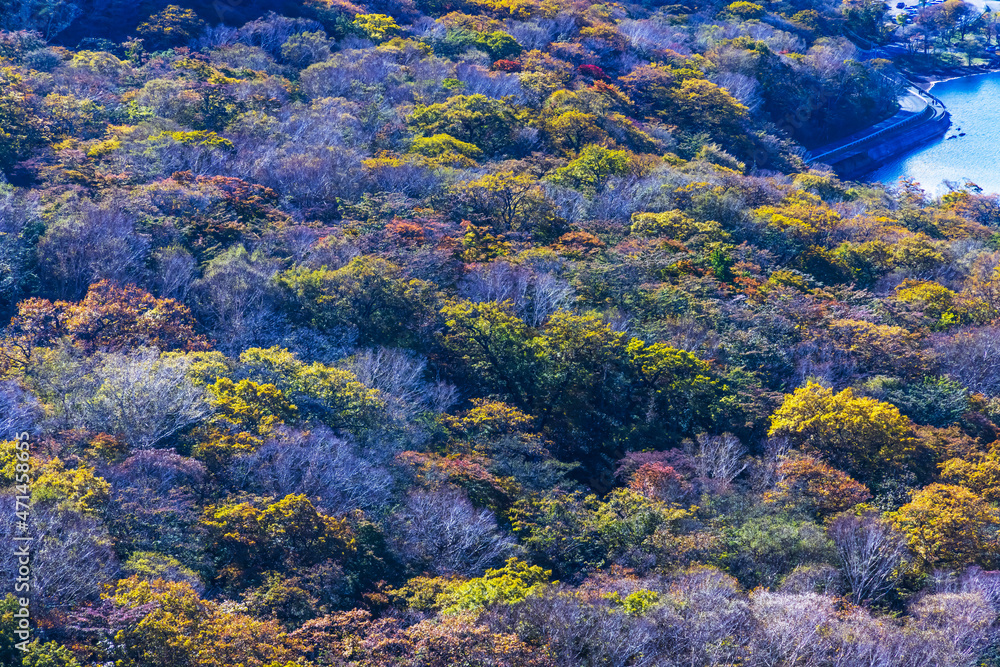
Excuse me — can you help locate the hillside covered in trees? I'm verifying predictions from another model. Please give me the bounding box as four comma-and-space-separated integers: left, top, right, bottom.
1, 0, 1000, 665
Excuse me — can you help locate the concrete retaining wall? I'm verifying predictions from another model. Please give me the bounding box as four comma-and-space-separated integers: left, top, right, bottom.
805, 86, 951, 179
829, 109, 951, 179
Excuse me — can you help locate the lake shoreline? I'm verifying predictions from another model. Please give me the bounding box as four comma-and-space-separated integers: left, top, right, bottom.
804, 62, 997, 184
867, 69, 1000, 194
836, 66, 998, 182
908, 64, 1000, 91
808, 83, 950, 179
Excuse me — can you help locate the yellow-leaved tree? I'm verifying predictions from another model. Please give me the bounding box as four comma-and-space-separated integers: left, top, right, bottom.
352, 13, 400, 41
889, 483, 1000, 570
768, 382, 922, 485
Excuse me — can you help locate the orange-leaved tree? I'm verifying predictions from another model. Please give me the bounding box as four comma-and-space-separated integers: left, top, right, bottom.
1, 280, 210, 370
768, 454, 871, 519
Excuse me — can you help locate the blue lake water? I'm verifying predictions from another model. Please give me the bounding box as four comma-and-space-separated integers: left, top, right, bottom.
869, 72, 1000, 195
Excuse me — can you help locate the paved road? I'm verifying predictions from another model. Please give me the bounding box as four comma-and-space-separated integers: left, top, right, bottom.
899, 89, 927, 113
807, 88, 935, 162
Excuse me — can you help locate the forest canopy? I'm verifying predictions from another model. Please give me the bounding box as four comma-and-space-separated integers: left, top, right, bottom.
1, 0, 1000, 665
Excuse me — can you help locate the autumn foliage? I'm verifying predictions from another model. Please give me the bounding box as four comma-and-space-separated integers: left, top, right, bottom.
0, 0, 999, 664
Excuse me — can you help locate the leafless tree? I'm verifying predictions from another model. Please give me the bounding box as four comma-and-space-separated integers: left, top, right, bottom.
826, 606, 915, 667
459, 260, 574, 327
658, 317, 722, 356
0, 379, 42, 438
746, 587, 997, 667
455, 63, 526, 102
692, 433, 747, 489
540, 182, 587, 224
234, 13, 324, 55
390, 486, 516, 576
0, 0, 81, 39
749, 592, 836, 667
588, 176, 648, 221
0, 501, 119, 610
617, 18, 690, 53
270, 97, 362, 151
828, 513, 908, 606
32, 510, 119, 610
253, 146, 365, 214
229, 426, 395, 517
189, 246, 282, 353
196, 24, 239, 49
108, 448, 207, 497
152, 245, 197, 301
713, 72, 763, 112
459, 261, 531, 310
0, 187, 39, 306
299, 50, 402, 100
934, 326, 1000, 397
132, 79, 191, 123
956, 567, 1000, 609
280, 326, 359, 365
426, 380, 459, 414
103, 449, 206, 560
490, 590, 663, 667
279, 30, 332, 68
210, 44, 282, 78
779, 563, 845, 596
341, 348, 430, 420
79, 348, 213, 448
748, 436, 791, 494
342, 347, 459, 417
299, 233, 359, 270
530, 272, 574, 327
909, 592, 996, 666
36, 200, 151, 299
663, 566, 754, 667
29, 343, 100, 433
273, 225, 324, 265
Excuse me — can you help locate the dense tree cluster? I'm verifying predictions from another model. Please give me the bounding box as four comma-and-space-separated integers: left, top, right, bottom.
0, 0, 999, 665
